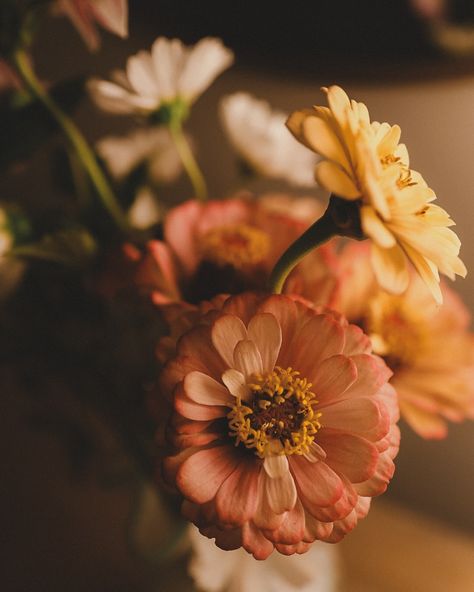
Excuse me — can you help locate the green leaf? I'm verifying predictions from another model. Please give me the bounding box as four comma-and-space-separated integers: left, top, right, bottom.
11, 226, 98, 266
0, 76, 85, 171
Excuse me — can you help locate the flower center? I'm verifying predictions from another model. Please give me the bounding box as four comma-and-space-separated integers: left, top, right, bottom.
227, 367, 321, 458
200, 224, 270, 270
366, 294, 428, 369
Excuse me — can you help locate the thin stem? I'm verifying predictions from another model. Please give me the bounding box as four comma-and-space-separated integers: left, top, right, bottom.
12, 48, 130, 233
268, 207, 338, 294
169, 119, 207, 201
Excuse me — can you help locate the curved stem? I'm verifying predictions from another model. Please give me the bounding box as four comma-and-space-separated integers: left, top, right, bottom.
169, 119, 207, 201
12, 48, 130, 233
268, 206, 337, 294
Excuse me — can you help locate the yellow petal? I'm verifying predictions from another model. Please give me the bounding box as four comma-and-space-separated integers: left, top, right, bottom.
401, 242, 443, 304
302, 115, 352, 172
370, 242, 409, 295
324, 85, 351, 128
377, 124, 401, 159
361, 206, 396, 248
286, 109, 316, 149
315, 160, 360, 199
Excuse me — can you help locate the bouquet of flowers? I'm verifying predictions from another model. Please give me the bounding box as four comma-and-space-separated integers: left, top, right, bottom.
1, 2, 473, 591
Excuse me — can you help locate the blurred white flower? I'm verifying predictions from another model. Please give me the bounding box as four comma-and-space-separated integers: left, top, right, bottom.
188, 526, 339, 592
220, 92, 319, 187
88, 37, 234, 116
54, 0, 128, 51
128, 187, 162, 230
96, 127, 183, 183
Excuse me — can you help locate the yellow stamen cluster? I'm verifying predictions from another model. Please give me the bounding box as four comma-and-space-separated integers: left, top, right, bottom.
227, 367, 321, 458
200, 223, 270, 270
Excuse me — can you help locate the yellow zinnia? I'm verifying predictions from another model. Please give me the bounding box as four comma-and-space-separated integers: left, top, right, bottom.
287, 85, 466, 303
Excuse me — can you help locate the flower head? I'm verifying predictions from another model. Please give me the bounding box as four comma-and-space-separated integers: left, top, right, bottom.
96, 126, 183, 183
54, 0, 128, 51
88, 37, 234, 117
158, 293, 399, 558
130, 195, 338, 306
220, 92, 319, 186
287, 85, 466, 303
335, 242, 474, 438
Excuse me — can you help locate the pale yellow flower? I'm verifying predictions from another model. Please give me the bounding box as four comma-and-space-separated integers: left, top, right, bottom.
287, 85, 466, 303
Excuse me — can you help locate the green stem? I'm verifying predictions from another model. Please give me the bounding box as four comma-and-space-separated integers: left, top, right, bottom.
12, 48, 129, 233
268, 206, 338, 294
169, 120, 207, 201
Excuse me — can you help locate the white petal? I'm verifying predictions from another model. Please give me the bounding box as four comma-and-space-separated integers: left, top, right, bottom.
222, 369, 251, 401
126, 52, 160, 97
233, 340, 263, 378
264, 454, 289, 478
263, 456, 297, 514
247, 313, 282, 373
184, 371, 234, 406
178, 37, 234, 102
151, 37, 185, 100
212, 315, 247, 367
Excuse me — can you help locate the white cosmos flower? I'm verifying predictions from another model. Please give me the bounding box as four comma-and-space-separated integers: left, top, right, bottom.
220, 92, 319, 187
88, 37, 234, 116
96, 127, 183, 183
188, 525, 340, 592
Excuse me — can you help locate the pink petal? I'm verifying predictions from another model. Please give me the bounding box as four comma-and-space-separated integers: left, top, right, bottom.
311, 354, 357, 403
242, 522, 274, 560
263, 499, 305, 545
215, 458, 261, 525
318, 430, 379, 483
184, 371, 233, 406
247, 313, 282, 373
211, 314, 247, 367
355, 449, 395, 496
176, 445, 239, 504
320, 397, 390, 441
164, 200, 202, 275
304, 512, 334, 543
290, 315, 345, 378
257, 295, 300, 359
339, 354, 392, 401
290, 456, 344, 511
178, 325, 227, 383
343, 324, 372, 356
233, 339, 263, 377
222, 292, 262, 325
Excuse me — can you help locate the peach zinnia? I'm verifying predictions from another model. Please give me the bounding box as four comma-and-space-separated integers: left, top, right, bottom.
159, 293, 399, 558
335, 242, 474, 439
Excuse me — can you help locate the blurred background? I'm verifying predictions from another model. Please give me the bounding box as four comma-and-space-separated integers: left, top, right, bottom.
1, 1, 473, 590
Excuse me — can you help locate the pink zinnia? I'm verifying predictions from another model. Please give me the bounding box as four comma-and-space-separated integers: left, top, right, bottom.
158, 292, 399, 558
130, 194, 339, 307
54, 0, 128, 51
